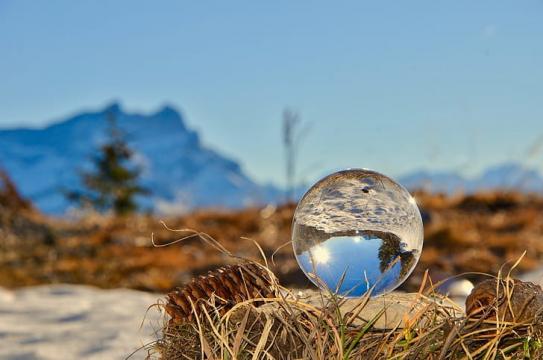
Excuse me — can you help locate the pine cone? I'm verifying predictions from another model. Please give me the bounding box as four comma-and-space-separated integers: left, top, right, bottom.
165, 262, 278, 324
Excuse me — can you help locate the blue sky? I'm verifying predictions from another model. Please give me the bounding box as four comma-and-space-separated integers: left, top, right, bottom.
1, 0, 542, 186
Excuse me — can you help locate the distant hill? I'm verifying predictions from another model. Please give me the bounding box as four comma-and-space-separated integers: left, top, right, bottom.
0, 103, 281, 214
399, 163, 543, 194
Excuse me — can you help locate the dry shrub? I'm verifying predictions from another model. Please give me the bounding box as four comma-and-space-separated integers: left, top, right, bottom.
0, 169, 58, 287
0, 169, 31, 210
149, 267, 543, 360
144, 227, 543, 360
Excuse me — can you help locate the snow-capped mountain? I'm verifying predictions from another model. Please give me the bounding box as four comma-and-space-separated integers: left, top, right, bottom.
399, 163, 543, 194
477, 163, 543, 192
399, 170, 467, 194
0, 103, 280, 214
1, 102, 541, 215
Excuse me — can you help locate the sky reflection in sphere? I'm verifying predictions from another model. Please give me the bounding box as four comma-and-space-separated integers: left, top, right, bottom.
292, 169, 424, 297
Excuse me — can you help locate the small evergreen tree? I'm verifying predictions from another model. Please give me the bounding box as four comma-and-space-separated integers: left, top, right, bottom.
68, 111, 147, 215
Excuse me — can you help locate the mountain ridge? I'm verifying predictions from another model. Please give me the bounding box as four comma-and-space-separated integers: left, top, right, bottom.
1, 103, 542, 215
0, 102, 281, 214
399, 162, 543, 194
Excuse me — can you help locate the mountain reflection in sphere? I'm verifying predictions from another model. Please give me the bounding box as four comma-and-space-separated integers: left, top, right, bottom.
292, 169, 424, 297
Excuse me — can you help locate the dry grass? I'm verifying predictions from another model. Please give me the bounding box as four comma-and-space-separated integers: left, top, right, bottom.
141, 228, 543, 360
148, 268, 542, 360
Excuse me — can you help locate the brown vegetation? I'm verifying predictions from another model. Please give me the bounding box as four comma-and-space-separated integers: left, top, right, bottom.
1, 185, 543, 293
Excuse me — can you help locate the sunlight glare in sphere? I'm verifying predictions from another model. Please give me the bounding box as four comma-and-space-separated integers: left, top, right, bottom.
311, 245, 331, 265
291, 169, 424, 297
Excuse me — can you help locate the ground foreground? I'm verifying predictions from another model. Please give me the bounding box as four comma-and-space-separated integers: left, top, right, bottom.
3, 176, 543, 358
0, 271, 541, 359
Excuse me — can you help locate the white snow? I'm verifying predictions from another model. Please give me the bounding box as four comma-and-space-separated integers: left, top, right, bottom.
0, 285, 164, 360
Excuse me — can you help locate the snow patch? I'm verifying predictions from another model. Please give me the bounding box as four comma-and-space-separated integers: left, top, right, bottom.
0, 285, 163, 360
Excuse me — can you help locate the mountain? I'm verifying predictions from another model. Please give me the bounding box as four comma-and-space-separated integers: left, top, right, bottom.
477, 163, 543, 192
398, 170, 467, 194
399, 163, 543, 194
0, 103, 281, 214
2, 103, 541, 215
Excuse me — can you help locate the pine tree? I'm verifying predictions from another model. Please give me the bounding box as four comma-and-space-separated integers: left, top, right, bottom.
68, 111, 147, 215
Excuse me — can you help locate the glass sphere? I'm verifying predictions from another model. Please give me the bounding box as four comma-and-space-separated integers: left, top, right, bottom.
292, 169, 423, 297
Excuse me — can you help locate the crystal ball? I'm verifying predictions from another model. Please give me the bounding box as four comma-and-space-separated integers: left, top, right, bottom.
292, 169, 424, 297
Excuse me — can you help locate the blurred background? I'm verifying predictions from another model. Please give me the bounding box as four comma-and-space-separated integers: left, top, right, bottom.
1, 1, 543, 357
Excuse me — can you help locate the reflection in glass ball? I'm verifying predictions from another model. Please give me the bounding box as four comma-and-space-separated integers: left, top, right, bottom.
292, 169, 424, 297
